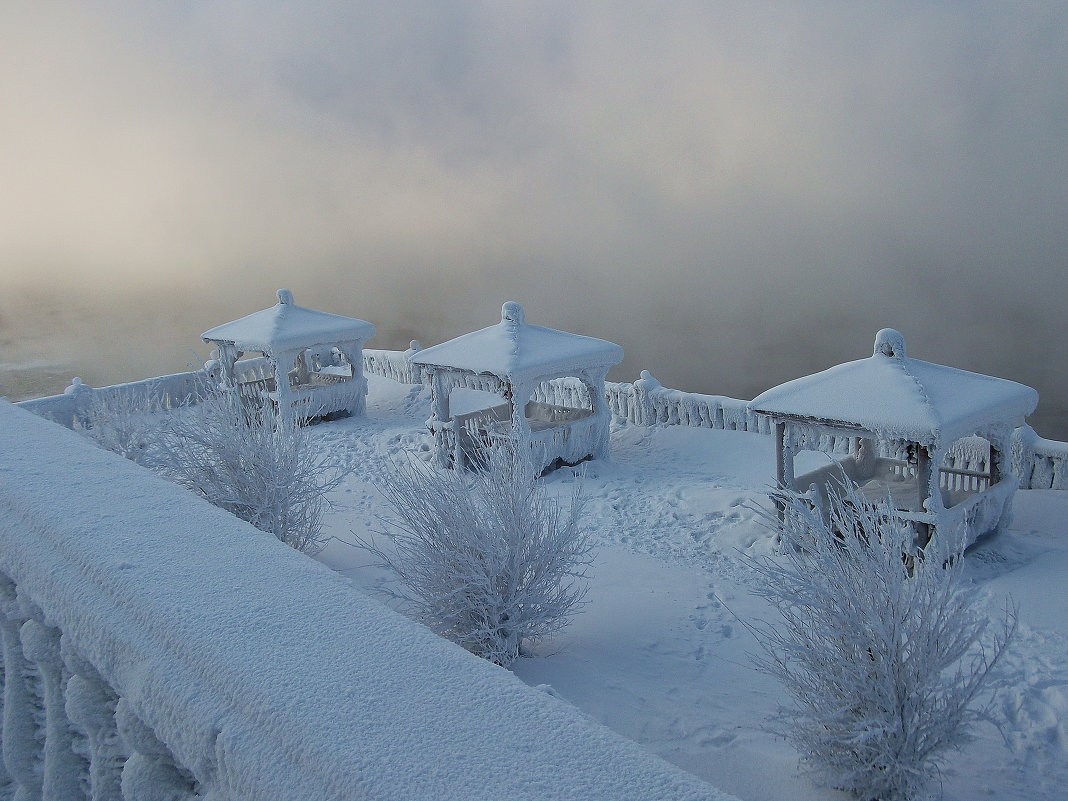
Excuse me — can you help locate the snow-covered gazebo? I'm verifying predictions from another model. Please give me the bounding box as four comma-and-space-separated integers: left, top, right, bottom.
202, 289, 376, 422
411, 302, 623, 474
748, 328, 1038, 550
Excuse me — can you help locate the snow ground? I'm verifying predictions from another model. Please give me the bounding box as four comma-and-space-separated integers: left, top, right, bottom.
316, 375, 1068, 801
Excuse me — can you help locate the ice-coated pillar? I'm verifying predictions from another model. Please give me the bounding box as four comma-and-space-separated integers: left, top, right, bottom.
62, 637, 125, 801
115, 699, 196, 801
0, 577, 43, 801
633, 370, 661, 427
21, 618, 88, 800
0, 655, 8, 787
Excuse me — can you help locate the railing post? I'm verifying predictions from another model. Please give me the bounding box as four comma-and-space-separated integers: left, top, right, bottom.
63, 637, 125, 801
403, 340, 424, 385
115, 699, 196, 801
0, 577, 44, 801
21, 618, 88, 800
64, 378, 94, 431
1011, 425, 1038, 489
633, 370, 661, 426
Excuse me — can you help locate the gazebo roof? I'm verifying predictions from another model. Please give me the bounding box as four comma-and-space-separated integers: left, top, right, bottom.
748, 329, 1038, 446
411, 302, 623, 385
202, 289, 376, 353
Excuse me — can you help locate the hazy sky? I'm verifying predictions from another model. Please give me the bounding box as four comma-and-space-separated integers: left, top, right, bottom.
2, 2, 1067, 433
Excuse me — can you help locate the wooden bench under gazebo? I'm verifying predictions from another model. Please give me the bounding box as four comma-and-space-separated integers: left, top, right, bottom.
202, 289, 376, 422
748, 328, 1038, 550
410, 302, 623, 474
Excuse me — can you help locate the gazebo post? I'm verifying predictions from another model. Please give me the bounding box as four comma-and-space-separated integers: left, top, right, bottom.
588, 369, 611, 459
914, 443, 933, 546
774, 421, 788, 522
424, 369, 451, 468
915, 443, 931, 510
509, 379, 534, 452
217, 344, 239, 388
267, 348, 288, 418
432, 371, 451, 423
774, 422, 787, 489
989, 438, 1002, 486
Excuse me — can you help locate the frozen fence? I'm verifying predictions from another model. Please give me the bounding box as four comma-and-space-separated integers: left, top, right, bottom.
19, 353, 1068, 493
14, 369, 213, 429
1014, 425, 1068, 491
361, 352, 768, 434
363, 342, 425, 386
607, 371, 771, 434
0, 400, 730, 801
361, 349, 1068, 490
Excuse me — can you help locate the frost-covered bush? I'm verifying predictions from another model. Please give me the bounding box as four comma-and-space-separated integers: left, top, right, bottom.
73, 380, 343, 553
746, 482, 1017, 801
366, 440, 593, 667
155, 390, 343, 554
74, 388, 163, 467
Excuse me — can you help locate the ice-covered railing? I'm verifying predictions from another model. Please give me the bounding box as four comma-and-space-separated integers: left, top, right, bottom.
360, 350, 768, 434
0, 400, 730, 801
14, 368, 214, 429
1013, 425, 1068, 490
363, 341, 425, 386
607, 371, 771, 433
361, 349, 1068, 490
923, 430, 1068, 491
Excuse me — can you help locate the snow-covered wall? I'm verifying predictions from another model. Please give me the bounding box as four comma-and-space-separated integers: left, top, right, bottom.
0, 400, 730, 801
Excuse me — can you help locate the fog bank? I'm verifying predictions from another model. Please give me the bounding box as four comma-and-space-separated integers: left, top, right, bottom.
2, 2, 1066, 436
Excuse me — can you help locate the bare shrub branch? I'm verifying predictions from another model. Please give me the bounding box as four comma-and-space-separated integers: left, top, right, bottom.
76, 380, 344, 554
745, 481, 1017, 801
74, 388, 165, 467
363, 439, 593, 667
153, 390, 345, 554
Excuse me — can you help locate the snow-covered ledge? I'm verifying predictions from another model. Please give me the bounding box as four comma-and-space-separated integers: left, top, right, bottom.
0, 401, 729, 801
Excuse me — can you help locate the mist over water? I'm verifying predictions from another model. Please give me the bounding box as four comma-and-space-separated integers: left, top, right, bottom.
2, 3, 1067, 438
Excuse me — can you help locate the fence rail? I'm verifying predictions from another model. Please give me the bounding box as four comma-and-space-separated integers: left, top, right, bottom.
19, 351, 1068, 492
14, 369, 213, 429
360, 350, 1068, 491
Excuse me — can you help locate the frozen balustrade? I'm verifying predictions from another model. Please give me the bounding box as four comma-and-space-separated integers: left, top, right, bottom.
361, 349, 1066, 488
0, 400, 729, 801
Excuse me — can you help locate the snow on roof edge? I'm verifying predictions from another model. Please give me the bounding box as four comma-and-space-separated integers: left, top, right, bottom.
201, 289, 376, 352
748, 329, 1038, 445
411, 301, 623, 383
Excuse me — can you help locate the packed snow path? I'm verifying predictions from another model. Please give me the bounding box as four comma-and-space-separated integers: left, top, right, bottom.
316, 376, 1068, 801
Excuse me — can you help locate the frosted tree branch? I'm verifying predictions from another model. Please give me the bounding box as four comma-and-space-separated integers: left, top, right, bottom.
744, 481, 1017, 801
362, 439, 593, 667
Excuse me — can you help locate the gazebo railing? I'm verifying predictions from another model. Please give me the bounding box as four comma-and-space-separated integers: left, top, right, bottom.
939, 466, 992, 494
